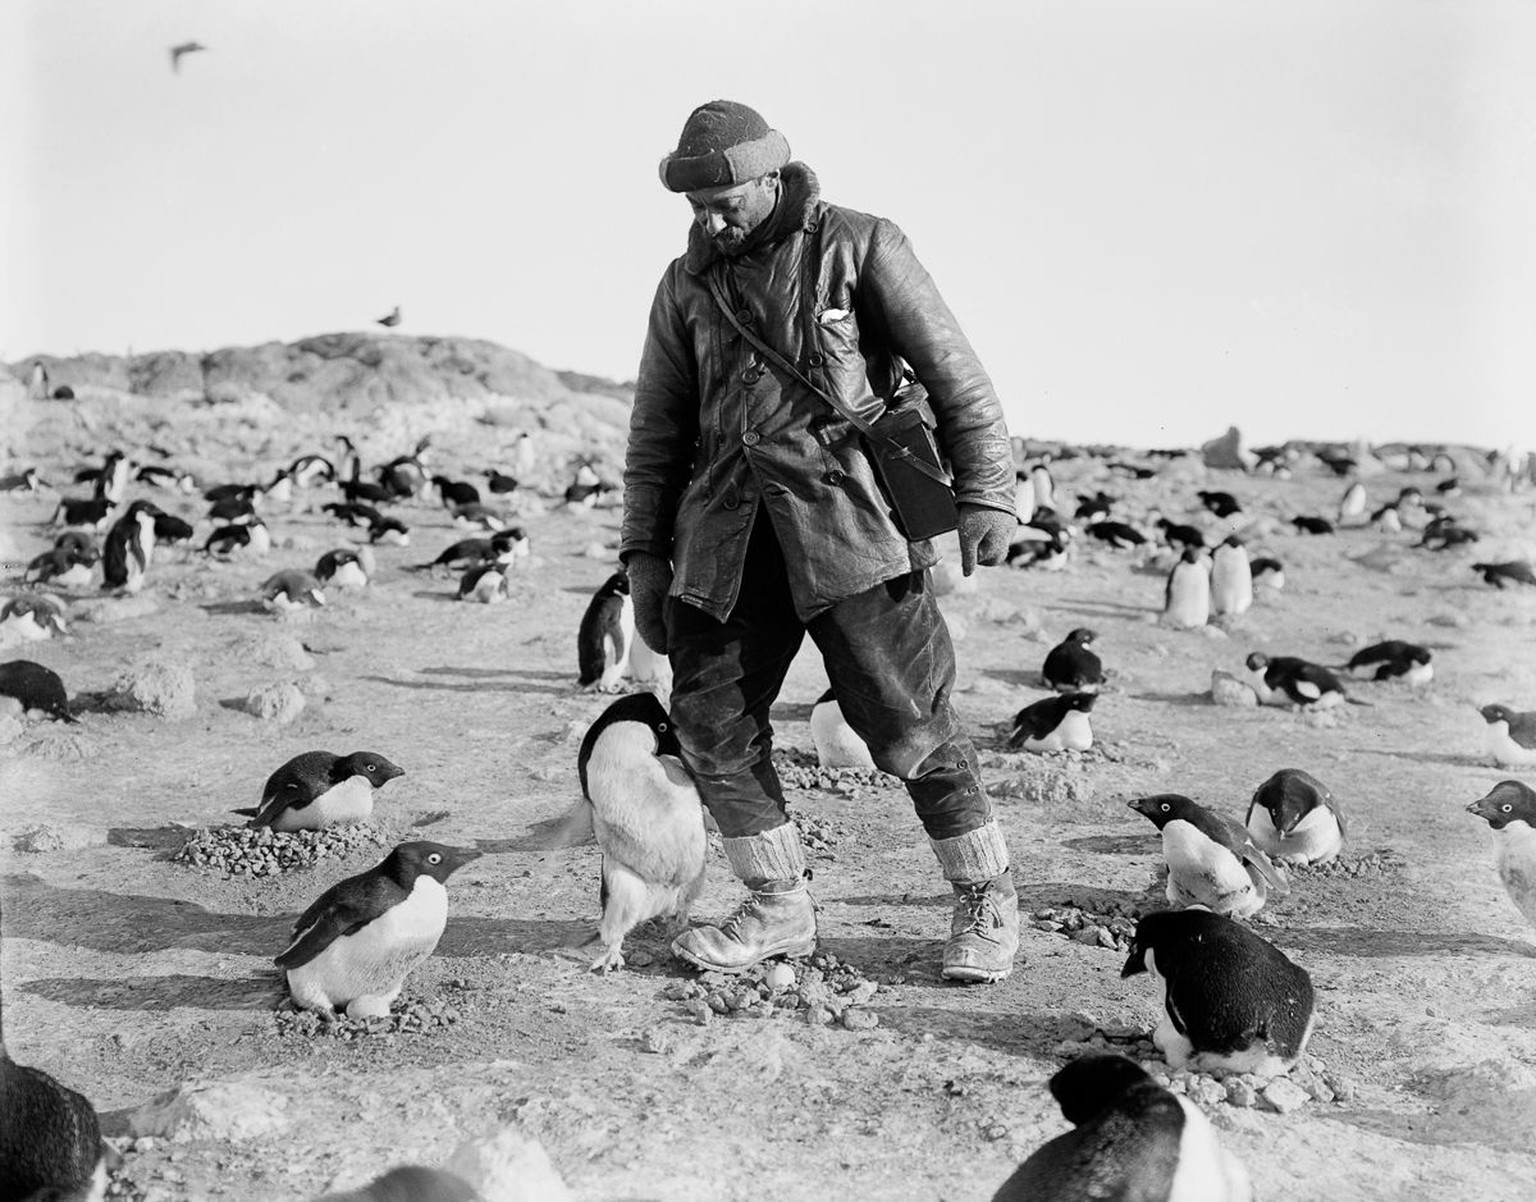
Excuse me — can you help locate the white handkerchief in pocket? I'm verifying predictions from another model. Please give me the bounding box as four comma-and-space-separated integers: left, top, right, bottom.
817, 308, 851, 325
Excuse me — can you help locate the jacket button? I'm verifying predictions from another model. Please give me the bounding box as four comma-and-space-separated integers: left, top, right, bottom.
736, 308, 754, 324
805, 221, 819, 233
807, 352, 825, 367
742, 431, 760, 446
723, 493, 740, 510
742, 368, 761, 384
824, 469, 845, 485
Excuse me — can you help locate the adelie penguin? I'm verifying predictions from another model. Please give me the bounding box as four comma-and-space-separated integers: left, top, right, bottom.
1250, 556, 1285, 591
1085, 520, 1146, 549
1479, 703, 1536, 768
1129, 793, 1289, 918
1009, 691, 1095, 752
261, 569, 326, 612
1472, 560, 1536, 589
0, 660, 78, 723
276, 840, 480, 1018
990, 1053, 1252, 1202
1122, 907, 1316, 1078
1347, 640, 1433, 686
1209, 535, 1253, 617
809, 688, 876, 770
1291, 515, 1334, 536
26, 534, 98, 589
1196, 489, 1242, 519
1, 940, 117, 1202
101, 500, 158, 594
1041, 628, 1104, 693
1161, 548, 1211, 630
1155, 518, 1205, 551
559, 692, 709, 972
1245, 768, 1347, 865
0, 594, 69, 642
577, 569, 670, 695
1466, 780, 1536, 932
239, 750, 405, 831
457, 562, 510, 604
316, 548, 371, 590
206, 518, 271, 559
1244, 652, 1350, 710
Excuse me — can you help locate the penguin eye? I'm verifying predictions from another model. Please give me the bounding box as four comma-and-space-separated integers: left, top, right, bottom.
657, 722, 668, 733
427, 852, 442, 865
1160, 803, 1170, 812
1503, 804, 1513, 813
366, 763, 376, 772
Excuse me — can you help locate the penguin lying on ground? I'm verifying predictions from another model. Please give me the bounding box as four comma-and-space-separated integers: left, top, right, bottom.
1161, 548, 1211, 629
991, 1053, 1252, 1202
324, 501, 384, 529
457, 563, 510, 603
1, 961, 115, 1202
571, 694, 707, 972
451, 502, 511, 532
1467, 780, 1536, 932
1245, 768, 1347, 864
1129, 793, 1289, 918
1244, 652, 1351, 710
1291, 515, 1334, 536
1472, 560, 1536, 589
1419, 520, 1479, 551
1250, 557, 1285, 590
0, 595, 69, 642
239, 750, 405, 831
1347, 640, 1433, 685
0, 660, 77, 723
151, 511, 195, 547
260, 569, 325, 611
26, 538, 98, 589
206, 518, 271, 559
277, 841, 480, 1017
1156, 519, 1205, 551
51, 496, 113, 531
1122, 907, 1315, 1078
1197, 490, 1242, 519
1479, 704, 1536, 768
369, 515, 411, 547
316, 548, 371, 590
0, 466, 49, 492
1041, 628, 1104, 693
432, 475, 482, 509
1085, 520, 1146, 549
810, 688, 876, 769
1009, 692, 1095, 752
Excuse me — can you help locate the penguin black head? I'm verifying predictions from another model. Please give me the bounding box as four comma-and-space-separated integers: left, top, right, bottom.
1245, 652, 1270, 672
1180, 547, 1203, 565
1221, 534, 1244, 549
1252, 768, 1331, 834
1063, 691, 1097, 714
1064, 627, 1097, 646
1467, 780, 1536, 831
597, 570, 630, 598
1120, 907, 1222, 979
1480, 703, 1517, 726
576, 693, 682, 797
336, 752, 405, 788
1127, 793, 1197, 831
1047, 1054, 1157, 1125
383, 841, 482, 888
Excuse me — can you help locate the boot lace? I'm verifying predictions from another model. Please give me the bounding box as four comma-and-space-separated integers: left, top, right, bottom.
718, 891, 770, 939
955, 883, 1000, 934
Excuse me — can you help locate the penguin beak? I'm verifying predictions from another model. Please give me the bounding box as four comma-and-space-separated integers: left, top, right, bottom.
1466, 798, 1492, 819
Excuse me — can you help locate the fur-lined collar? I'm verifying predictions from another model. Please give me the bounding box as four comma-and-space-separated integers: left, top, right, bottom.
682, 162, 821, 275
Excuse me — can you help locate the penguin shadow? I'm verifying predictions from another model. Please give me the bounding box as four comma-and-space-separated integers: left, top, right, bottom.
980, 667, 1044, 688
1129, 690, 1212, 707
199, 600, 268, 616
1348, 746, 1486, 768
107, 825, 196, 855
1482, 999, 1536, 1026
1060, 833, 1157, 856
19, 972, 282, 1012
1016, 881, 1161, 916
0, 874, 288, 955
1044, 598, 1157, 619
436, 915, 597, 957
1271, 925, 1536, 960
408, 589, 460, 603
360, 670, 569, 696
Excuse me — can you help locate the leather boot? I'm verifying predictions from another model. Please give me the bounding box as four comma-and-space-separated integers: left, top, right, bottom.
930, 821, 1020, 983
672, 822, 818, 973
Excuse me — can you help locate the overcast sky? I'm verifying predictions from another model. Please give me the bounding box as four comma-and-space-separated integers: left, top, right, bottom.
4, 0, 1532, 450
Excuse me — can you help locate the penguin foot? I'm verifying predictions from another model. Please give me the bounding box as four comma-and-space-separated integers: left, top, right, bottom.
590, 944, 626, 973
345, 994, 396, 1020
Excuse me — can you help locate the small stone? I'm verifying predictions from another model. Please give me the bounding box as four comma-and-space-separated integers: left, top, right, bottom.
705, 993, 729, 1016
239, 682, 306, 725
1260, 1078, 1310, 1114
1225, 1079, 1258, 1108
684, 999, 711, 1026
763, 963, 796, 992
840, 1008, 880, 1031
1187, 1075, 1227, 1108
1071, 928, 1103, 946
805, 1005, 834, 1026
1324, 1072, 1359, 1103
639, 1028, 671, 1054
1210, 670, 1258, 707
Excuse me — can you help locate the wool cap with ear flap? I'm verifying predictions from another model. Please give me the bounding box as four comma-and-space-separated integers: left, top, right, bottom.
659, 100, 791, 192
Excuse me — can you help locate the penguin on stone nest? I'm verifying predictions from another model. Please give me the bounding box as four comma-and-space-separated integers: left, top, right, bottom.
238, 749, 405, 831
1245, 768, 1347, 865
1008, 691, 1095, 753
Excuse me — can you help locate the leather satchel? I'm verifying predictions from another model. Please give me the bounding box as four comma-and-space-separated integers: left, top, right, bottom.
705, 269, 959, 541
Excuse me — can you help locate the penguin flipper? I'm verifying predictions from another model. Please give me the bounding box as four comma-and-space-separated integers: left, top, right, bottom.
1240, 843, 1290, 895
231, 807, 259, 818
520, 800, 597, 849
275, 903, 370, 970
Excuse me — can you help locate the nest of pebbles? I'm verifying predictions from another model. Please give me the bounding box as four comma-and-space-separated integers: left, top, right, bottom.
787, 807, 842, 855
274, 993, 461, 1040
171, 822, 392, 877
772, 747, 900, 793
659, 951, 886, 1030
1285, 847, 1405, 879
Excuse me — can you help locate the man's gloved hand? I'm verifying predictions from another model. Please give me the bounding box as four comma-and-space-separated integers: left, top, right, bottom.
624, 552, 674, 653
957, 504, 1017, 576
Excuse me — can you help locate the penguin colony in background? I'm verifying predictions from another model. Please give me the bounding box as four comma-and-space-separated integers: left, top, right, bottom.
4, 427, 1535, 1199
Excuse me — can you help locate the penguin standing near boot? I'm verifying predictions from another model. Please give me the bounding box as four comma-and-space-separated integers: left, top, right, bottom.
1129, 793, 1289, 918
1009, 692, 1095, 752
991, 1053, 1252, 1202
1122, 907, 1316, 1078
1162, 548, 1211, 629
1040, 628, 1104, 694
1209, 535, 1253, 618
1478, 704, 1536, 768
239, 750, 404, 831
1245, 768, 1347, 865
560, 693, 710, 972
577, 570, 635, 692
101, 501, 157, 594
810, 687, 876, 769
1466, 780, 1536, 932
276, 841, 481, 1018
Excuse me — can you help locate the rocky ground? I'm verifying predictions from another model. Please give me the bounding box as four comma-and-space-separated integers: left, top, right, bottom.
3, 379, 1536, 1201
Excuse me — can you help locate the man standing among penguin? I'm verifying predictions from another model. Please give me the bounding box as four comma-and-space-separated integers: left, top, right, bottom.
621, 100, 1020, 983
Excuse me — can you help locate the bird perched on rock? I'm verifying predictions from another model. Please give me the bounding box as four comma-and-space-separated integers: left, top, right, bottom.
240, 750, 405, 831
277, 841, 480, 1017
1245, 768, 1346, 865
260, 569, 325, 612
1162, 548, 1211, 629
375, 306, 401, 328
1041, 628, 1104, 693
809, 688, 876, 770
0, 595, 68, 642
0, 660, 77, 723
1347, 640, 1432, 685
568, 693, 708, 972
1009, 692, 1095, 753
1479, 704, 1536, 768
991, 1053, 1252, 1202
1244, 652, 1348, 710
1122, 907, 1315, 1078
1466, 780, 1536, 931
1, 984, 115, 1202
169, 41, 206, 71
1472, 560, 1536, 589
1129, 793, 1289, 918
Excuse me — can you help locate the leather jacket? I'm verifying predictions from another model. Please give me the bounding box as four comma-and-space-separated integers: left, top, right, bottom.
622, 162, 1015, 621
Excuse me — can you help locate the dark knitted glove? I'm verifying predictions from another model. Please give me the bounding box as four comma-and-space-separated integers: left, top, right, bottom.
957, 505, 1017, 576
624, 552, 673, 654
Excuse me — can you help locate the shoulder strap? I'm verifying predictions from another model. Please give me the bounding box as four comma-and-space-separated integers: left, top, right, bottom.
705, 267, 950, 485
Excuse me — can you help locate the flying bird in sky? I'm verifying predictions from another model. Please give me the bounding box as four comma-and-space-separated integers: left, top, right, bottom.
376, 306, 402, 328
169, 42, 207, 72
